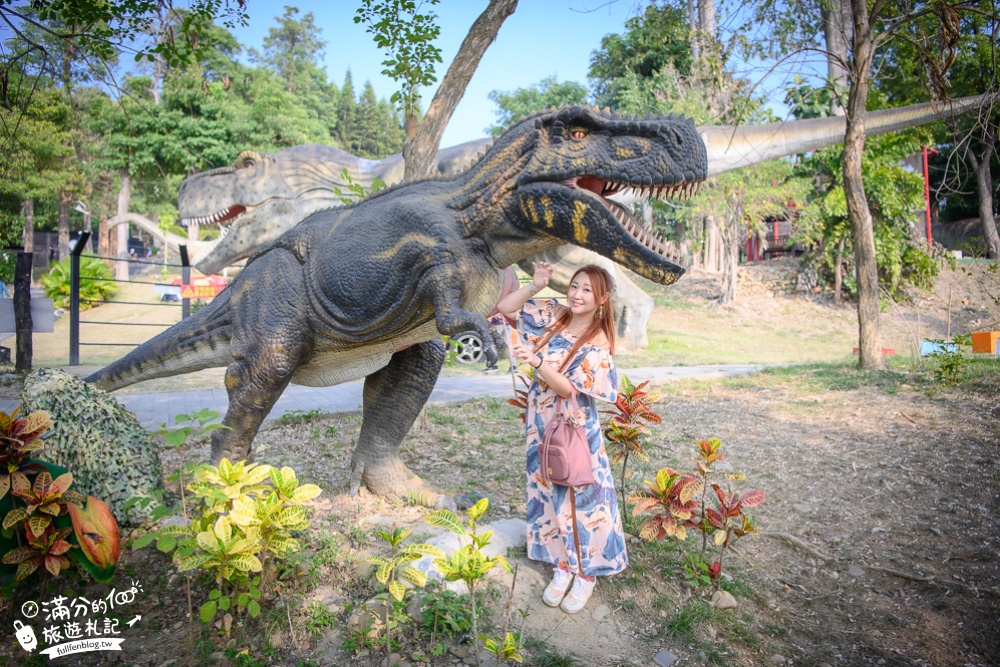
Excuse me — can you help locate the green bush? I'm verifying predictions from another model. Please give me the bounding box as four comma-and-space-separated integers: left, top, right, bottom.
40, 256, 117, 310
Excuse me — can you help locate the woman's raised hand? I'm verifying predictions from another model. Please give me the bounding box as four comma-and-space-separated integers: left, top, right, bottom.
531, 261, 553, 292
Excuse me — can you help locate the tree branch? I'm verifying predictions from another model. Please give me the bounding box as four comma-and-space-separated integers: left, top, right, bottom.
404, 0, 518, 180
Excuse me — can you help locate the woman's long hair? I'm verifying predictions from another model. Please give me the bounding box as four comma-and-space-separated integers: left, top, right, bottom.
532, 265, 616, 371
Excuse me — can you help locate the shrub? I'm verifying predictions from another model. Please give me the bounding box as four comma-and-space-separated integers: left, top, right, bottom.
0, 408, 121, 591
40, 256, 117, 310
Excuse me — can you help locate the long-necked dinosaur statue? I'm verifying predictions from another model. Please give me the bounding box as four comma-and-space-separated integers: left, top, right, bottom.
90, 97, 990, 508
181, 95, 992, 351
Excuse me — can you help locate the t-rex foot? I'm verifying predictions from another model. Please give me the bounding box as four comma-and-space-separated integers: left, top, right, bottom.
348, 455, 462, 511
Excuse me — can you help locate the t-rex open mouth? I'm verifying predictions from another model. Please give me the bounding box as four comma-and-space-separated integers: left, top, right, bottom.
180, 205, 247, 237
567, 175, 700, 263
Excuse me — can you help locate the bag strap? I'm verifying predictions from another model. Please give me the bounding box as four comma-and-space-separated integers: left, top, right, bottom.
555, 385, 581, 416
569, 486, 585, 576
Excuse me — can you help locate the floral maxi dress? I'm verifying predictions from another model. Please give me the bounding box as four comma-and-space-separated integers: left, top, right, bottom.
518, 299, 628, 577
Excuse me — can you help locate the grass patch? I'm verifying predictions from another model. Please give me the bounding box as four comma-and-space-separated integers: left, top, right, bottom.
665, 600, 714, 642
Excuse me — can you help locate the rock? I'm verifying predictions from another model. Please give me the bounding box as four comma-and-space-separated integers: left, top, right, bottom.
354, 550, 376, 579
793, 503, 812, 513
769, 655, 786, 665
710, 590, 738, 610
379, 653, 402, 667
209, 652, 225, 662
848, 564, 865, 577
653, 647, 678, 667
449, 645, 471, 659
269, 629, 284, 648
222, 613, 233, 634
347, 608, 381, 636
817, 663, 834, 667
591, 604, 611, 621
405, 595, 425, 624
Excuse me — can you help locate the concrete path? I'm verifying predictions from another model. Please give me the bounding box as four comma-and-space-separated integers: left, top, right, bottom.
113, 364, 763, 430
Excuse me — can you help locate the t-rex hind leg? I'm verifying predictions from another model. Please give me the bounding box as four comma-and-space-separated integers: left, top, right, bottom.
349, 339, 453, 509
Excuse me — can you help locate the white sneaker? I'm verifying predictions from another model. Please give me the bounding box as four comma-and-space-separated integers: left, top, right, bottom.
542, 569, 574, 607
559, 575, 596, 614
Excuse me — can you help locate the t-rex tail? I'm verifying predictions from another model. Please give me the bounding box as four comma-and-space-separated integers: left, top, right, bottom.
86, 292, 235, 392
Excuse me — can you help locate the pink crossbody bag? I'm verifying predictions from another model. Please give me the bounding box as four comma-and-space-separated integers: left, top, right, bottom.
539, 387, 595, 487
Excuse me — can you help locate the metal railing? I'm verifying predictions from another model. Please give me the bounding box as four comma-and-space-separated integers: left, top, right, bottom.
68, 232, 195, 366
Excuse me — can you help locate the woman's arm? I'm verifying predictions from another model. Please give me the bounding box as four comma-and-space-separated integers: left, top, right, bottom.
495, 261, 553, 321
510, 339, 576, 399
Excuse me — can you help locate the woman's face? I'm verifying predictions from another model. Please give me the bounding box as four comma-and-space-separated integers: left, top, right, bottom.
567, 272, 602, 318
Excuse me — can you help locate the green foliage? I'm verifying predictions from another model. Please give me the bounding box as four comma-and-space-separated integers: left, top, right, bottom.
420, 589, 473, 636
0, 407, 121, 589
40, 256, 117, 310
354, 0, 443, 118
331, 167, 387, 206
427, 497, 516, 666
487, 76, 589, 136
0, 216, 24, 284
279, 408, 324, 425
588, 2, 693, 109
928, 334, 972, 386
367, 524, 445, 661
792, 99, 938, 299
305, 601, 339, 638
131, 409, 322, 625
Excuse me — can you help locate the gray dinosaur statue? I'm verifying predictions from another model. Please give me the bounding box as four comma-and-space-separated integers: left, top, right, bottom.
90, 98, 990, 508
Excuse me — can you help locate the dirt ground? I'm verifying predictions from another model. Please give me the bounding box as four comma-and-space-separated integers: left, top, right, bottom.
1, 260, 998, 667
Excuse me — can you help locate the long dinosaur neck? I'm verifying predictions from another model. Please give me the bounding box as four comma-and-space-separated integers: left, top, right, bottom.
700, 94, 994, 177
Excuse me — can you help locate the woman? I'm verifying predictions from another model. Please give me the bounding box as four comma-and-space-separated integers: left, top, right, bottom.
496, 261, 625, 614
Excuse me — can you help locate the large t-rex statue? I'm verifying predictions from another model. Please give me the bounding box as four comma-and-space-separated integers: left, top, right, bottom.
180, 96, 991, 351
90, 98, 990, 508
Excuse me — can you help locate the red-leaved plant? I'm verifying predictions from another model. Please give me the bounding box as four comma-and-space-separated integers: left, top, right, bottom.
0, 408, 121, 586
632, 438, 765, 591
604, 376, 664, 512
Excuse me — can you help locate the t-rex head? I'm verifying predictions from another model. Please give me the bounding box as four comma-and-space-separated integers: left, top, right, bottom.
486, 105, 707, 285
180, 145, 375, 274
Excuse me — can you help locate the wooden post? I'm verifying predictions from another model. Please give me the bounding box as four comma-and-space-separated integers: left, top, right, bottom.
14, 252, 33, 373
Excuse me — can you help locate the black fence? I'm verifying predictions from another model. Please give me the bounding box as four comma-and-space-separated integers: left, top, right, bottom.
68, 232, 196, 366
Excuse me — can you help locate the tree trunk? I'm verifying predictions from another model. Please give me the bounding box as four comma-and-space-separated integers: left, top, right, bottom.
822, 0, 850, 116
957, 123, 999, 259
688, 0, 699, 60
834, 236, 845, 304
844, 2, 883, 371
58, 191, 71, 261
698, 0, 715, 44
116, 169, 131, 280
98, 211, 109, 258
20, 199, 34, 253
14, 252, 33, 373
719, 215, 740, 305
402, 0, 518, 180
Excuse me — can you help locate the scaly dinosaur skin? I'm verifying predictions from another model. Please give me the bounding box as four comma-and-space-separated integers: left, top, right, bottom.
89, 106, 705, 507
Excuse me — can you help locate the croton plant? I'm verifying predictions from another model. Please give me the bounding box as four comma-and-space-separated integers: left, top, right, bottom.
0, 408, 121, 587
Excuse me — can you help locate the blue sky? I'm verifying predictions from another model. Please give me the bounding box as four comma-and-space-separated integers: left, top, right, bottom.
227, 1, 821, 147
229, 1, 648, 147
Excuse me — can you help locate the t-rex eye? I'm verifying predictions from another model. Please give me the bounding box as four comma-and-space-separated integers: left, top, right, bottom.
236, 151, 258, 169
571, 129, 588, 140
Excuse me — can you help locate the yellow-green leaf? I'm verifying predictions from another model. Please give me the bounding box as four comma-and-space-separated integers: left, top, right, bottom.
466, 497, 489, 522
426, 510, 465, 535
228, 553, 263, 573
399, 565, 427, 588
290, 484, 322, 504
27, 514, 51, 539
3, 507, 28, 529
713, 530, 727, 546
388, 580, 406, 602
196, 530, 220, 553
375, 562, 392, 584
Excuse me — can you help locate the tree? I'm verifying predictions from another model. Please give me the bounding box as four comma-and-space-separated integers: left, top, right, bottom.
355, 0, 518, 180
877, 5, 999, 259
589, 1, 693, 109
255, 6, 326, 93
486, 76, 589, 136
